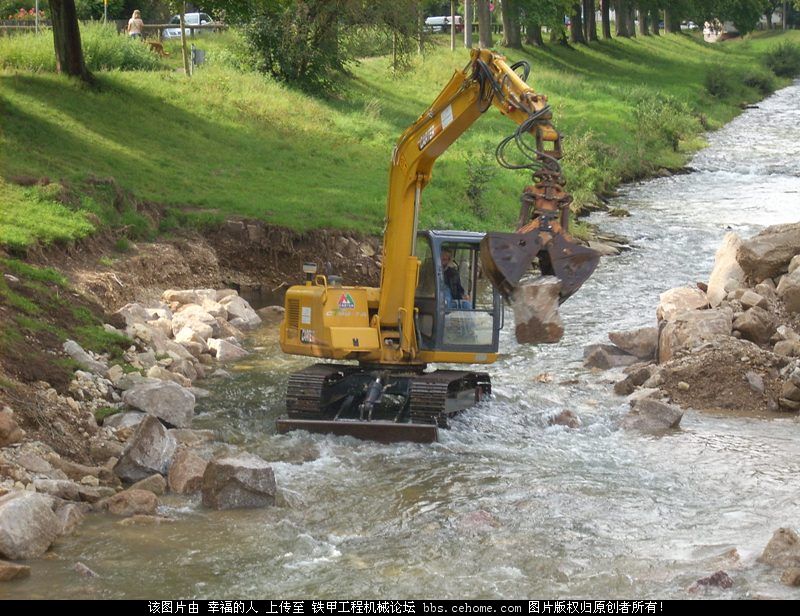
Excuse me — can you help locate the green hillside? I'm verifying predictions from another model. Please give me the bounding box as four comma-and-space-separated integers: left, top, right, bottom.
1, 28, 799, 250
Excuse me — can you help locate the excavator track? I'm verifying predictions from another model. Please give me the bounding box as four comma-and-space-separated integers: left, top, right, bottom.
277, 364, 491, 443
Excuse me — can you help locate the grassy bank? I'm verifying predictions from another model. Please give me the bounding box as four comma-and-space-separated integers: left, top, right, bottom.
1, 29, 799, 250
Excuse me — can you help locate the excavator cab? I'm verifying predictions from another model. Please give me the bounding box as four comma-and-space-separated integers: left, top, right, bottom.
414, 231, 502, 354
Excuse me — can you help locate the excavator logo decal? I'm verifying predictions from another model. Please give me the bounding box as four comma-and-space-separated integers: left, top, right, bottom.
338, 293, 355, 309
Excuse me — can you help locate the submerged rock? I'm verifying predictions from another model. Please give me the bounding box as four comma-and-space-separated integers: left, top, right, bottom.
201, 453, 276, 510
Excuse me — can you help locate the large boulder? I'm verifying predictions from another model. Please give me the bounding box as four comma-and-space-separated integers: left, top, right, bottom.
219, 295, 262, 330
583, 344, 639, 370
62, 340, 108, 375
777, 270, 800, 314
102, 489, 158, 517
168, 449, 208, 494
737, 223, 800, 282
707, 232, 746, 308
657, 287, 709, 322
207, 338, 249, 362
658, 308, 733, 363
162, 289, 217, 306
202, 453, 277, 510
608, 327, 658, 360
122, 381, 195, 428
113, 415, 177, 483
0, 410, 25, 448
32, 479, 80, 502
111, 302, 151, 328
171, 305, 217, 341
759, 527, 800, 569
509, 277, 564, 344
733, 306, 777, 344
0, 492, 60, 560
621, 399, 683, 435
0, 559, 31, 581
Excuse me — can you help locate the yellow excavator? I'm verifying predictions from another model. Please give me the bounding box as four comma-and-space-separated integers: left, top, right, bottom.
277, 49, 599, 443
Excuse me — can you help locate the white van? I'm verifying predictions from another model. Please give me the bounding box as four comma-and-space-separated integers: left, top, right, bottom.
162, 12, 215, 40
425, 15, 464, 33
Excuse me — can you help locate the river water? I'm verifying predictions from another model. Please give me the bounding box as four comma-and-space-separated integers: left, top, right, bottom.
5, 83, 800, 601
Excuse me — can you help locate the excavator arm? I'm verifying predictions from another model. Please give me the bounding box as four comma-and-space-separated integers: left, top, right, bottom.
377, 49, 599, 339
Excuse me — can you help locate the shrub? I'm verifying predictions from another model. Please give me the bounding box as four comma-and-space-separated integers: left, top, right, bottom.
704, 64, 739, 98
763, 41, 800, 78
465, 150, 497, 219
743, 69, 776, 95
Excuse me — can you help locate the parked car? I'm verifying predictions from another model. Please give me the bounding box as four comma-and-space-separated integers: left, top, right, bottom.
162, 12, 215, 40
425, 15, 464, 33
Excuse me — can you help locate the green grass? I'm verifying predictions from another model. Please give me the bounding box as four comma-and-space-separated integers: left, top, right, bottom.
1, 29, 799, 249
0, 22, 164, 72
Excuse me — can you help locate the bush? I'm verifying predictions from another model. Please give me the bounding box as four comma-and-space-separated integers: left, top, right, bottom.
743, 69, 776, 95
763, 41, 800, 78
704, 64, 739, 98
465, 150, 497, 219
0, 22, 164, 72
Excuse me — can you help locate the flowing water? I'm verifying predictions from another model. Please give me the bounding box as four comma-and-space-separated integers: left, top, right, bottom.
5, 83, 800, 601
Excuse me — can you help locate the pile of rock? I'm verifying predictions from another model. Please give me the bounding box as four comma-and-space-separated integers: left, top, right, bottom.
586, 222, 800, 418
0, 288, 282, 575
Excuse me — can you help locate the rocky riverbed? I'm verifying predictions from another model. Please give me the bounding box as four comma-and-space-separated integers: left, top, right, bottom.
1, 220, 799, 589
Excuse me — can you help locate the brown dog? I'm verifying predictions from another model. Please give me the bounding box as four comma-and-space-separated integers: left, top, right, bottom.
147, 40, 170, 57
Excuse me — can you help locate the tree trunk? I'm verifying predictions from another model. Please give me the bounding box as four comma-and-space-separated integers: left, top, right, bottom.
664, 8, 680, 33
584, 0, 597, 41
450, 0, 456, 50
614, 1, 629, 36
570, 3, 586, 43
48, 0, 91, 82
500, 0, 521, 48
477, 0, 492, 47
179, 3, 190, 76
601, 0, 611, 38
418, 2, 424, 54
464, 0, 473, 48
626, 3, 636, 36
765, 8, 773, 30
638, 6, 648, 35
651, 8, 660, 35
525, 21, 543, 46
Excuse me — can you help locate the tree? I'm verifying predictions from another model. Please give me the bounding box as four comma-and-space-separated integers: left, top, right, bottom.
615, 0, 631, 35
570, 2, 586, 42
477, 0, 492, 47
584, 0, 598, 40
637, 2, 649, 34
764, 0, 780, 28
49, 0, 92, 83
600, 0, 612, 37
500, 0, 522, 47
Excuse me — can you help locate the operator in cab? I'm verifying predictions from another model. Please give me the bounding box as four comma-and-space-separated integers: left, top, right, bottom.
441, 249, 470, 309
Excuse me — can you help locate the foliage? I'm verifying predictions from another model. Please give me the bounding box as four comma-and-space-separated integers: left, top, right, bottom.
742, 68, 776, 94
220, 0, 421, 89
763, 41, 800, 76
465, 150, 497, 219
704, 63, 739, 97
2, 29, 799, 246
0, 0, 45, 19
74, 0, 124, 20
0, 21, 164, 71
